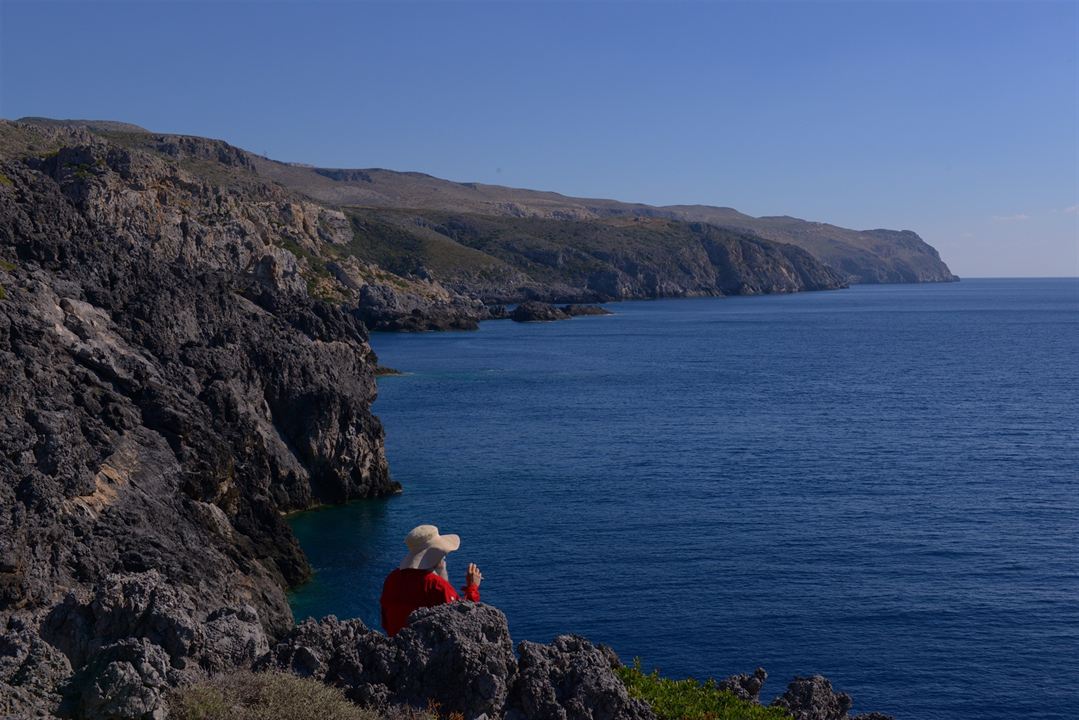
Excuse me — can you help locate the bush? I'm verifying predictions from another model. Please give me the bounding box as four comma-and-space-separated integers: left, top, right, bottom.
616, 660, 790, 720
169, 670, 381, 720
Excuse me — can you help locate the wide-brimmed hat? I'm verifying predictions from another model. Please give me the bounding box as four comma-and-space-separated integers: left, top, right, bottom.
399, 524, 461, 570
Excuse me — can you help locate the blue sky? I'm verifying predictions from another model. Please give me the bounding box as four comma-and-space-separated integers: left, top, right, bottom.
1, 1, 1076, 278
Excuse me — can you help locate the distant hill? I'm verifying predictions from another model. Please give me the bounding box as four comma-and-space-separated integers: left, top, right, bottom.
17, 116, 150, 134
251, 158, 958, 284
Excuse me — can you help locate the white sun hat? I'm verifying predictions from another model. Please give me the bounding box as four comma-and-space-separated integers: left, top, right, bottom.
399, 524, 461, 570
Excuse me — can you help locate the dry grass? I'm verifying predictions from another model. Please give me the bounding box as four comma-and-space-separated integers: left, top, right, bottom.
169, 670, 379, 720
169, 670, 447, 720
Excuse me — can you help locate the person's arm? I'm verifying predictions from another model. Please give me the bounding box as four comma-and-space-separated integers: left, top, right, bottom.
428, 573, 460, 604
461, 562, 482, 602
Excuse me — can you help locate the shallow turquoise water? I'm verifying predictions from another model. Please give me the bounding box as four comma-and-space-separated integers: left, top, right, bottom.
290, 279, 1079, 720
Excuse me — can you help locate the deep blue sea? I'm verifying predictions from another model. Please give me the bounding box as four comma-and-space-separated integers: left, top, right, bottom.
289, 279, 1079, 720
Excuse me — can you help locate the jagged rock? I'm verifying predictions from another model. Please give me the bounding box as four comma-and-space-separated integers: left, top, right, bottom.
771, 675, 853, 720
41, 571, 268, 677
260, 604, 654, 720
71, 638, 174, 720
511, 301, 571, 322
260, 605, 514, 717
562, 304, 612, 317
255, 615, 398, 706
509, 302, 612, 323
718, 667, 767, 704
507, 635, 653, 720
0, 614, 72, 717
356, 282, 486, 331
0, 127, 394, 714
394, 603, 517, 718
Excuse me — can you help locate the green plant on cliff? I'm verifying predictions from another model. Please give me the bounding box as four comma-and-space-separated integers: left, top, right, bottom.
617, 660, 790, 720
0, 172, 13, 187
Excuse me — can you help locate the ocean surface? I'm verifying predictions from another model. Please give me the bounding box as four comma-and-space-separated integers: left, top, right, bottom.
289, 278, 1079, 720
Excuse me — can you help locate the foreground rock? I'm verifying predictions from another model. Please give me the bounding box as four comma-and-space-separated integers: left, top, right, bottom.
718, 667, 767, 703
261, 603, 653, 720
262, 604, 893, 720
772, 675, 894, 720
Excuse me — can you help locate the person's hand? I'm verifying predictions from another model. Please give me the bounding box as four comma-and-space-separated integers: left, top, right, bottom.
466, 562, 483, 588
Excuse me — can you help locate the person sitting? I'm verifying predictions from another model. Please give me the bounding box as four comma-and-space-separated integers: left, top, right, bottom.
380, 524, 483, 636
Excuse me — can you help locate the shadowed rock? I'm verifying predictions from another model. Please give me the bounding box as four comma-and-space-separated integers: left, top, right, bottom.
508, 635, 653, 720
0, 126, 394, 715
261, 604, 655, 720
563, 304, 612, 318
511, 301, 571, 322
718, 666, 767, 704
772, 675, 854, 720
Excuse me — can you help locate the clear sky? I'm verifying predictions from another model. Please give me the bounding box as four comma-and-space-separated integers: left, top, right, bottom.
1, 1, 1076, 278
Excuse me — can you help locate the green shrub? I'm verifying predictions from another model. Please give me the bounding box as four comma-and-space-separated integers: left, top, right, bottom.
0, 172, 12, 187
0, 259, 15, 271
616, 660, 790, 720
169, 670, 381, 720
0, 284, 5, 301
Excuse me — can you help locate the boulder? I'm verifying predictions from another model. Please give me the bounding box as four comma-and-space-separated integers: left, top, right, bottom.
41, 571, 268, 675
507, 635, 653, 720
72, 638, 174, 720
771, 675, 853, 720
394, 603, 517, 718
718, 667, 767, 704
260, 604, 654, 720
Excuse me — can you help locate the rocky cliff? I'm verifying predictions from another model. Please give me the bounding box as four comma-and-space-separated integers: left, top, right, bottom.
1, 120, 894, 719
247, 156, 957, 285
0, 122, 398, 716
6, 119, 851, 334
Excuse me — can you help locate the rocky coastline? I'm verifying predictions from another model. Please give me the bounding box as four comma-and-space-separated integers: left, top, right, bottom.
1, 119, 902, 719
509, 302, 613, 323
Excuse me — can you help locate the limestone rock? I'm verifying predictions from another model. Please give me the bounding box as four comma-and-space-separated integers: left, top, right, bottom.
771, 675, 853, 720
718, 667, 767, 704
260, 604, 655, 720
394, 603, 517, 718
72, 638, 173, 720
0, 128, 394, 714
507, 635, 654, 720
511, 301, 571, 322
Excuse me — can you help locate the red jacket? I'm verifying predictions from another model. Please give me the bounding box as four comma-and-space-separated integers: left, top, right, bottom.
380, 568, 481, 636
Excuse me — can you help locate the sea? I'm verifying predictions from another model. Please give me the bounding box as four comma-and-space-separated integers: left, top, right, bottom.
289, 278, 1079, 720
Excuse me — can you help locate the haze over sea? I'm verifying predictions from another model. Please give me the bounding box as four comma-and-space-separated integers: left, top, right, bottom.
290, 278, 1079, 720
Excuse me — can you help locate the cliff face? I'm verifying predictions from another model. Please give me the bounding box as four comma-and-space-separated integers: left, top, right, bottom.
248, 156, 957, 285
342, 210, 847, 305
651, 209, 958, 284
0, 124, 395, 716
11, 122, 849, 330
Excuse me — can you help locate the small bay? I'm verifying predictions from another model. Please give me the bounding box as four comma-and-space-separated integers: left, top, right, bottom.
290, 279, 1079, 720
